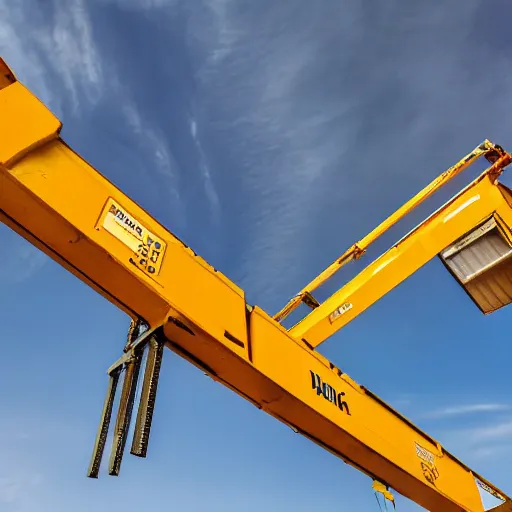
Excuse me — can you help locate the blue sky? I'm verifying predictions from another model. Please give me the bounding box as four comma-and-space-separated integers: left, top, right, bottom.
1, 1, 512, 510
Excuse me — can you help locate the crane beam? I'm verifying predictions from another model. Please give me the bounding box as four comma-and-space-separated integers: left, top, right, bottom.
1, 58, 510, 512
273, 139, 504, 323
289, 166, 512, 347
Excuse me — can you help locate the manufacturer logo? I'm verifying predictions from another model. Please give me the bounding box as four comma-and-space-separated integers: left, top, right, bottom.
310, 370, 350, 415
108, 204, 145, 240
415, 442, 435, 466
101, 199, 166, 278
415, 442, 439, 486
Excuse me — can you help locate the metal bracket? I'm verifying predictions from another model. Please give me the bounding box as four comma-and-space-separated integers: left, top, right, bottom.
301, 291, 320, 310
87, 321, 166, 478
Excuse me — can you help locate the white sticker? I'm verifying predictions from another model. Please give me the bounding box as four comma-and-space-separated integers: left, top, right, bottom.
329, 302, 353, 323
100, 198, 166, 278
475, 478, 506, 502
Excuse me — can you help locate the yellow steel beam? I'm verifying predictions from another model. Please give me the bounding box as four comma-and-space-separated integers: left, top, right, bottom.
0, 57, 510, 512
273, 140, 506, 323
290, 164, 512, 347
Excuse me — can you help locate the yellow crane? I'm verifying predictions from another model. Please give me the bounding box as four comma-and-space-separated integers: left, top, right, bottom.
1, 56, 511, 511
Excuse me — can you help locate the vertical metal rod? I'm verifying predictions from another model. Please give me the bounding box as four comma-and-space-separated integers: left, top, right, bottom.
124, 318, 142, 353
130, 335, 164, 458
108, 353, 142, 476
87, 368, 121, 478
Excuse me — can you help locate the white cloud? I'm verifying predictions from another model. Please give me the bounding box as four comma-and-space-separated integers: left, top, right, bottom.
0, 477, 21, 505
121, 99, 180, 193
467, 420, 512, 442
191, 0, 360, 302
188, 115, 220, 224
178, 0, 512, 316
0, 226, 48, 284
472, 444, 512, 460
0, 0, 104, 114
0, 417, 46, 511
0, 413, 91, 512
390, 395, 414, 411
49, 0, 103, 110
121, 99, 182, 211
190, 118, 198, 139
203, 0, 240, 66
98, 0, 178, 10
0, 0, 106, 284
0, 0, 190, 283
426, 403, 511, 419
438, 419, 512, 467
0, 3, 55, 111
0, 474, 43, 511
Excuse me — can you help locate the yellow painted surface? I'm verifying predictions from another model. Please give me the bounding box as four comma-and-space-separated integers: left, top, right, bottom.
97, 197, 167, 279
273, 139, 503, 324
0, 81, 61, 166
291, 175, 512, 346
0, 57, 510, 511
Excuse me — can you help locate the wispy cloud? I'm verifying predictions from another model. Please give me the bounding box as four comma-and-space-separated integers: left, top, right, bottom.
426, 403, 512, 419
49, 0, 103, 110
472, 444, 512, 461
0, 0, 105, 114
395, 397, 512, 463
0, 413, 91, 512
121, 99, 182, 215
191, 0, 360, 303
101, 0, 179, 10
0, 474, 43, 511
439, 418, 512, 465
389, 394, 414, 412
0, 0, 191, 281
0, 0, 107, 283
0, 418, 45, 512
188, 116, 220, 224
466, 420, 512, 442
0, 226, 47, 284
180, 0, 512, 313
